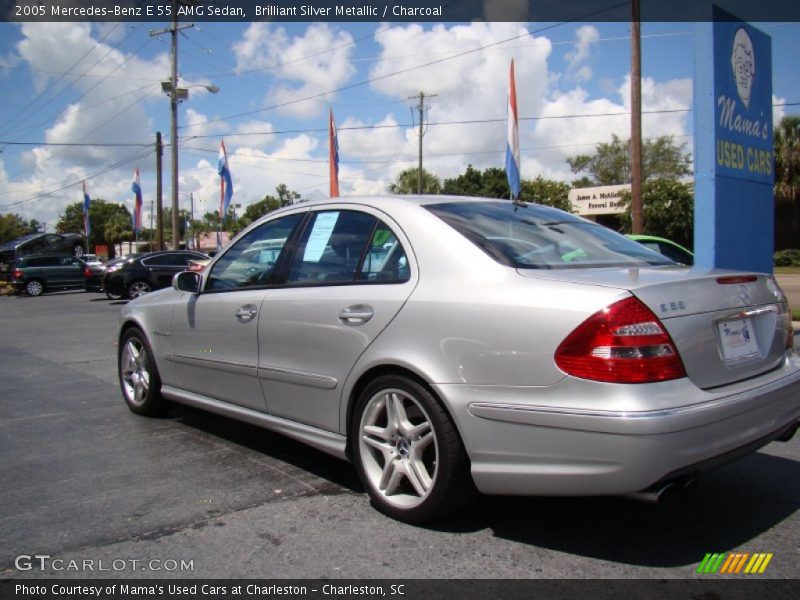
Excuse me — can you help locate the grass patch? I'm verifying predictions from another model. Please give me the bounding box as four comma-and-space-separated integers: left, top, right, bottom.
793, 309, 800, 322
774, 267, 800, 275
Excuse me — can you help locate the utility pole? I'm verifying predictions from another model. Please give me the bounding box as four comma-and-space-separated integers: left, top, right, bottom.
630, 0, 644, 234
150, 6, 193, 251
189, 192, 194, 249
409, 91, 437, 195
155, 131, 164, 251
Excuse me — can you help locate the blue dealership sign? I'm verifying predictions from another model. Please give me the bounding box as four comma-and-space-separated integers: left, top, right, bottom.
694, 6, 774, 273
713, 15, 773, 184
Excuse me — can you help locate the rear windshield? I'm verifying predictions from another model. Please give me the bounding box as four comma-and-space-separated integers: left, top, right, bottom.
425, 201, 675, 270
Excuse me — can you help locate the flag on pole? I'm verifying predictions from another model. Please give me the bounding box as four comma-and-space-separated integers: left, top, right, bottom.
82, 181, 91, 241
329, 108, 340, 198
505, 59, 521, 199
218, 139, 234, 222
131, 168, 143, 232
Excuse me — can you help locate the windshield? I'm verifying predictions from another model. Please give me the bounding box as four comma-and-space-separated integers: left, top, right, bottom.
426, 201, 675, 270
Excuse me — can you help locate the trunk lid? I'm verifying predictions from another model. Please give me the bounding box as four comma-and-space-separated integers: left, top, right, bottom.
518, 266, 792, 389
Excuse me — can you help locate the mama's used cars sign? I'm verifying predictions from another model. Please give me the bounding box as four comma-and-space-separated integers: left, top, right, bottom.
694, 6, 774, 273
714, 17, 773, 183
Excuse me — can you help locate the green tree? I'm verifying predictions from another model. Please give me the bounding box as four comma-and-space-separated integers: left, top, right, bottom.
57, 199, 131, 254
276, 184, 300, 207
242, 195, 281, 224
520, 177, 572, 212
774, 115, 800, 237
389, 168, 441, 195
0, 213, 37, 243
567, 134, 692, 185
617, 179, 694, 248
442, 166, 511, 199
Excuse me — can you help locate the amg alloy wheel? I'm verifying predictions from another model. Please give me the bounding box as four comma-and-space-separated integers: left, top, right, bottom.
353, 375, 473, 523
118, 328, 168, 416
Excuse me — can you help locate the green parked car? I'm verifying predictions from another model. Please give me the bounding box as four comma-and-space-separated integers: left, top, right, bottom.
626, 234, 694, 266
10, 254, 88, 297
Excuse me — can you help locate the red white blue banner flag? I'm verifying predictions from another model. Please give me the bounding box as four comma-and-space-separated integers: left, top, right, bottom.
329, 108, 340, 198
131, 168, 143, 232
218, 139, 234, 222
505, 59, 521, 199
82, 181, 91, 240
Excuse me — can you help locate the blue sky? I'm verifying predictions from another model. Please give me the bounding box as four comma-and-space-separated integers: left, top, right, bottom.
0, 19, 797, 230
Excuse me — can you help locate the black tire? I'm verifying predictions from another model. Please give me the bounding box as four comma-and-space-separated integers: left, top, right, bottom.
127, 280, 151, 300
118, 328, 170, 416
25, 279, 44, 297
351, 375, 474, 523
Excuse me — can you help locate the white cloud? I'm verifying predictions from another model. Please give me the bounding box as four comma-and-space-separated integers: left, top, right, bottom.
233, 23, 356, 119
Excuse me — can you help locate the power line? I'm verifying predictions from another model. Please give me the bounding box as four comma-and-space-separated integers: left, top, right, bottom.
180, 2, 630, 131
0, 148, 153, 210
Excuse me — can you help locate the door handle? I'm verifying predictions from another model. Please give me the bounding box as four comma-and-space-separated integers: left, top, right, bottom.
339, 304, 374, 325
235, 304, 258, 322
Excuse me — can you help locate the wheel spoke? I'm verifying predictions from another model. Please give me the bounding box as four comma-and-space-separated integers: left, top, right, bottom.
405, 459, 431, 496
407, 420, 431, 439
363, 424, 390, 441
379, 459, 402, 495
362, 433, 392, 455
414, 430, 435, 453
134, 380, 145, 403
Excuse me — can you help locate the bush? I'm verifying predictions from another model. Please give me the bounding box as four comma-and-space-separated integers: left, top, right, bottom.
774, 249, 800, 267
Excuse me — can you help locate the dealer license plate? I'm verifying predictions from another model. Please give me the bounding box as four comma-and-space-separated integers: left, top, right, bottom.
718, 317, 759, 361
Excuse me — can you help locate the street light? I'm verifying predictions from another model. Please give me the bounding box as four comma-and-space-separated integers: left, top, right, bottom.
161, 80, 219, 250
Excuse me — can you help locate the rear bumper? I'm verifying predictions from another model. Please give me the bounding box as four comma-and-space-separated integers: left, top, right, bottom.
434, 356, 800, 496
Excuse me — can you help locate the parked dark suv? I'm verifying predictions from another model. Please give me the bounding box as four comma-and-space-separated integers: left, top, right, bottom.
0, 233, 85, 278
103, 250, 209, 300
11, 254, 88, 296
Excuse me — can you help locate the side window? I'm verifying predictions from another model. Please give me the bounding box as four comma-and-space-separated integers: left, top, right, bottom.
45, 235, 61, 245
286, 211, 377, 285
357, 221, 410, 283
207, 213, 303, 291
142, 254, 172, 266
60, 256, 80, 266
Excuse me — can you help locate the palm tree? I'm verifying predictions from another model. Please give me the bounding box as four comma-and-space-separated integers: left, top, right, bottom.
104, 213, 132, 258
775, 116, 800, 239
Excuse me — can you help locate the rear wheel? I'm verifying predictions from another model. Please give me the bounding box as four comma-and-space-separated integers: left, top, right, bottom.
352, 375, 474, 523
127, 280, 151, 300
25, 279, 44, 297
118, 328, 169, 416
72, 244, 84, 257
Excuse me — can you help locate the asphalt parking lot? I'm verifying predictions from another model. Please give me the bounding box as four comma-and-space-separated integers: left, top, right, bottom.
1, 290, 799, 581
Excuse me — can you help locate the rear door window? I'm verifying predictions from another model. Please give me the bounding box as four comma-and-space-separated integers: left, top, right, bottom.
286, 210, 377, 285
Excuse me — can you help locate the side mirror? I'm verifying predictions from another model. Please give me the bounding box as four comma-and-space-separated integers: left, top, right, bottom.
173, 271, 200, 294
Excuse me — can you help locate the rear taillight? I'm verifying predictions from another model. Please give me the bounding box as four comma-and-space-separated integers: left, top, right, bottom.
11, 268, 22, 279
84, 267, 92, 278
555, 296, 686, 384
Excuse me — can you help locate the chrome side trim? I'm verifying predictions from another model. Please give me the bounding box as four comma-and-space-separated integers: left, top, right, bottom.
258, 364, 338, 390
161, 385, 348, 461
152, 330, 171, 337
165, 353, 257, 377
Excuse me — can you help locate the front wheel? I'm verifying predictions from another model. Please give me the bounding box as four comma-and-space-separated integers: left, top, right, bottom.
352, 375, 474, 523
118, 328, 169, 416
127, 280, 151, 300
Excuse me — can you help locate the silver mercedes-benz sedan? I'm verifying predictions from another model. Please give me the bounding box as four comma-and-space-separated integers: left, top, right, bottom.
118, 196, 800, 522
